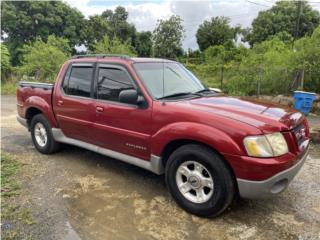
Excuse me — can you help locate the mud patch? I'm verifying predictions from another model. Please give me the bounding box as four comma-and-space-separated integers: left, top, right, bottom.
133, 196, 190, 240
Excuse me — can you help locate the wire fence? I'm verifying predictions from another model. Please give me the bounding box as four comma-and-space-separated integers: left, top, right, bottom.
183, 63, 319, 96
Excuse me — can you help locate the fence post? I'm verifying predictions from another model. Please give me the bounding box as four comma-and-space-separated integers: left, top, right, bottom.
220, 66, 224, 90
300, 69, 304, 89
257, 68, 262, 97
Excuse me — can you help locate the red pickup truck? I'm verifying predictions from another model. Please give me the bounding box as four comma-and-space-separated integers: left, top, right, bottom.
17, 55, 310, 217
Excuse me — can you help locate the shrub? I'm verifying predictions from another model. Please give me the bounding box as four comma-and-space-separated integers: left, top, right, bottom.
19, 35, 71, 82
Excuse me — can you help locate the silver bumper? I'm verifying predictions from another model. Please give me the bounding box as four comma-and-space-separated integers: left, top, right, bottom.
237, 147, 309, 199
16, 116, 28, 128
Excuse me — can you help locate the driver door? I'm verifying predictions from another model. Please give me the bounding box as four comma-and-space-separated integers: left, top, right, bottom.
92, 64, 152, 160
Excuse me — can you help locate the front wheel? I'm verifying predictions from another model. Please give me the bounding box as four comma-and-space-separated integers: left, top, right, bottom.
30, 114, 60, 154
165, 144, 235, 217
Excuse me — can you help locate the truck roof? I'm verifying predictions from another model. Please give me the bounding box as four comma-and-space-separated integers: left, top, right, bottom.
70, 54, 175, 63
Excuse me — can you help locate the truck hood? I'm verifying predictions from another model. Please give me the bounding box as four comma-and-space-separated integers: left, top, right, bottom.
185, 96, 304, 133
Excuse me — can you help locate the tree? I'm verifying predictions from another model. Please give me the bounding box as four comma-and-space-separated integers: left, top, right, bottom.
292, 26, 320, 92
196, 17, 240, 51
246, 1, 320, 46
82, 15, 110, 51
135, 31, 152, 57
1, 1, 85, 65
153, 15, 185, 58
1, 44, 11, 80
91, 35, 137, 56
19, 35, 71, 81
102, 6, 136, 44
83, 6, 137, 51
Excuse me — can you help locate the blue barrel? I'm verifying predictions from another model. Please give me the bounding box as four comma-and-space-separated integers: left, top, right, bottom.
293, 91, 316, 115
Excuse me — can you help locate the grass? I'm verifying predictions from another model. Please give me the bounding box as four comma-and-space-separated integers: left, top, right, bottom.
1, 152, 36, 240
1, 80, 18, 95
1, 153, 21, 197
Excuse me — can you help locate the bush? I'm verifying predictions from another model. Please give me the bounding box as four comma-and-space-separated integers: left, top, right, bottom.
91, 35, 137, 56
292, 26, 320, 93
19, 35, 71, 82
1, 43, 11, 80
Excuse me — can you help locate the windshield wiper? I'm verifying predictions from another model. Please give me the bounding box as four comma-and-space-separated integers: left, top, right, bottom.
157, 92, 195, 100
194, 88, 211, 94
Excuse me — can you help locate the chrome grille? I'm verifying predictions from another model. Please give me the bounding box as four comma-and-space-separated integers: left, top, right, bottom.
292, 123, 307, 147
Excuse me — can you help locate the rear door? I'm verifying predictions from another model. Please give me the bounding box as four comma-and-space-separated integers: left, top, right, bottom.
92, 63, 152, 160
54, 62, 96, 142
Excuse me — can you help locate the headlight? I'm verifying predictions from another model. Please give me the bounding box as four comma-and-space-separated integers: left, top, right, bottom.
244, 132, 288, 157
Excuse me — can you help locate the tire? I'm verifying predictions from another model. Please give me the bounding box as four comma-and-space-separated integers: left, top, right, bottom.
165, 144, 235, 217
30, 114, 60, 154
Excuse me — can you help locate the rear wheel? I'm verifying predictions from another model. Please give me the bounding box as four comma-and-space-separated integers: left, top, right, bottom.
165, 144, 235, 217
30, 114, 60, 154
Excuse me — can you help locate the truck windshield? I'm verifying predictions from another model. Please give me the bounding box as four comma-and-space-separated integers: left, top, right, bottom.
133, 62, 206, 99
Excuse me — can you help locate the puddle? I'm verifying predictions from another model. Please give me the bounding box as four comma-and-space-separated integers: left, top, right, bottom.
63, 166, 320, 240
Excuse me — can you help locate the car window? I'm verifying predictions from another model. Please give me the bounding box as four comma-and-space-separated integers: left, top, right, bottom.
62, 65, 72, 93
66, 66, 93, 97
133, 62, 205, 99
97, 67, 135, 102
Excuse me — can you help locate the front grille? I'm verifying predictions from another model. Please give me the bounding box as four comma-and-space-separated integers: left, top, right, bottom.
292, 123, 308, 147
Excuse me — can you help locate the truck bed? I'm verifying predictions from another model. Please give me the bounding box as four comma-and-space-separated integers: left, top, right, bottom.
18, 81, 54, 90
17, 81, 55, 120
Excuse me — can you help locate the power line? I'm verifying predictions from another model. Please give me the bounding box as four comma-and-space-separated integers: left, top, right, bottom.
138, 13, 254, 30
245, 0, 271, 7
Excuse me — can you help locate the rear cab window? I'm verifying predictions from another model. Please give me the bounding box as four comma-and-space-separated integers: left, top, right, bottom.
62, 63, 94, 98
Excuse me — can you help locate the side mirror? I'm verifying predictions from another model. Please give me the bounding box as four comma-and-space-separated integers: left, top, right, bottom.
119, 89, 138, 105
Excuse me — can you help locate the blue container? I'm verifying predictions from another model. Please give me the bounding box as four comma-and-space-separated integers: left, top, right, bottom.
293, 91, 316, 115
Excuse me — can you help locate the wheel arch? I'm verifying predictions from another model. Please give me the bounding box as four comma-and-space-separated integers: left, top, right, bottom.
24, 96, 58, 128
161, 139, 240, 200
161, 139, 237, 183
25, 107, 43, 127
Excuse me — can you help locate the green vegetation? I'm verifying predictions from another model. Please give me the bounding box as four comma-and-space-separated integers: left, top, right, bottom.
1, 152, 36, 239
19, 35, 71, 82
185, 26, 320, 94
1, 1, 319, 95
246, 1, 320, 46
1, 43, 11, 78
196, 17, 240, 51
135, 31, 153, 57
91, 35, 137, 56
1, 153, 21, 197
1, 79, 18, 95
1, 1, 84, 65
153, 15, 185, 58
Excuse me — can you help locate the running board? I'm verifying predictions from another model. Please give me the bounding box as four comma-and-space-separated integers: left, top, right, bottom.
51, 128, 164, 175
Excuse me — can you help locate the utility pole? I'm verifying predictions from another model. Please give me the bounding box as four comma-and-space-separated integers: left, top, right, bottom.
294, 1, 305, 89
294, 1, 302, 40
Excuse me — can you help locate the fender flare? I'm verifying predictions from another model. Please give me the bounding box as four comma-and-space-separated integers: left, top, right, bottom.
151, 122, 244, 157
24, 96, 58, 128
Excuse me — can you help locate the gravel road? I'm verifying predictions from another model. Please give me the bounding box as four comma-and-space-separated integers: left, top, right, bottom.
1, 95, 320, 240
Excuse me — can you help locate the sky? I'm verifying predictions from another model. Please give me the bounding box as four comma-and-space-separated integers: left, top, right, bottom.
64, 0, 320, 50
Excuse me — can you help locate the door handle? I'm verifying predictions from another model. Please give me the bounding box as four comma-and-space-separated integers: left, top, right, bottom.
57, 100, 63, 106
96, 106, 104, 113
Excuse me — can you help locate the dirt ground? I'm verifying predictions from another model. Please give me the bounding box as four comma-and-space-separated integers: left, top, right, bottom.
1, 95, 320, 240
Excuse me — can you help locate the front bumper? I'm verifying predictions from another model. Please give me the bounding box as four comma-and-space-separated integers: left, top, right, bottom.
237, 146, 309, 199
